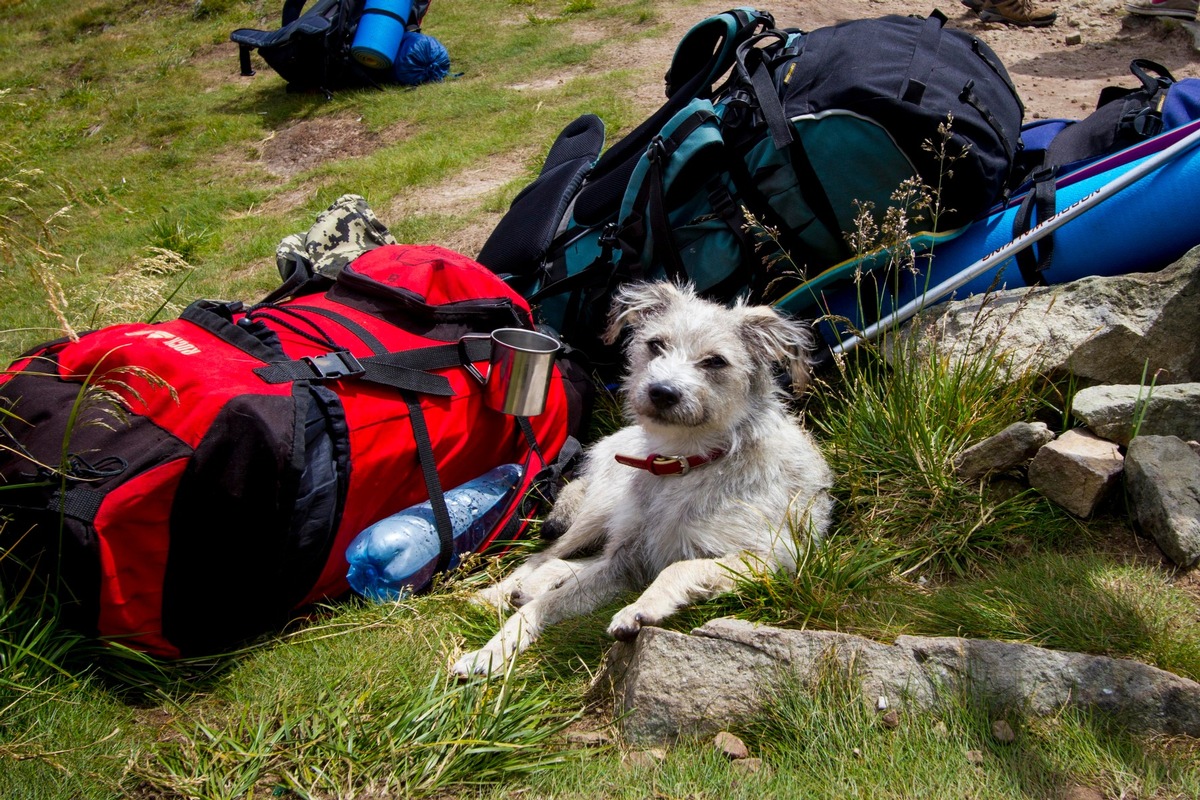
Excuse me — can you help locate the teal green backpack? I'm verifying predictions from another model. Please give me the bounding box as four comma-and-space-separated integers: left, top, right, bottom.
477, 10, 1024, 369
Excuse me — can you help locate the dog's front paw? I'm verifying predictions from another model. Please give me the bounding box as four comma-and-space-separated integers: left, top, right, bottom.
607, 605, 659, 642
451, 647, 506, 678
470, 584, 513, 611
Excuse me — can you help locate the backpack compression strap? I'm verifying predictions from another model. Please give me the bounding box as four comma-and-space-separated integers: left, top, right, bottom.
251, 306, 493, 395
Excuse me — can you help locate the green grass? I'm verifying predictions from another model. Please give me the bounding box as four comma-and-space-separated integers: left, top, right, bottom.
130, 600, 576, 798
0, 0, 652, 355
2, 1, 1199, 799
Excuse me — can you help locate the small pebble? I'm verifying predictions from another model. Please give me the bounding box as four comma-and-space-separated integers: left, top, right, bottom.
966, 749, 985, 766
1065, 34, 1083, 46
881, 709, 900, 729
991, 719, 1016, 743
713, 731, 750, 760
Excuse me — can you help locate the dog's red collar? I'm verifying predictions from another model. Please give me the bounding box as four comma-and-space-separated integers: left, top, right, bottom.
614, 450, 725, 476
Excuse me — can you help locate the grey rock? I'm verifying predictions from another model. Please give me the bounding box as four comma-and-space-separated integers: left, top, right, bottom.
1125, 436, 1200, 568
1072, 383, 1200, 446
589, 622, 936, 744
907, 247, 1200, 385
1028, 429, 1124, 517
593, 618, 1200, 744
1184, 19, 1200, 54
954, 421, 1056, 482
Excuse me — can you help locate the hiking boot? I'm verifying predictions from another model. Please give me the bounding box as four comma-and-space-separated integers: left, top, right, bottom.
1124, 0, 1198, 18
977, 0, 1058, 26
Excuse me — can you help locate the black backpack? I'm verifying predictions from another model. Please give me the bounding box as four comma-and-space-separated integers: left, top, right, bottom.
724, 11, 1024, 261
230, 0, 431, 93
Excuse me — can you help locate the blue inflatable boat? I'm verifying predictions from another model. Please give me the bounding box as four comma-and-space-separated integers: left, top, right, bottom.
778, 116, 1200, 352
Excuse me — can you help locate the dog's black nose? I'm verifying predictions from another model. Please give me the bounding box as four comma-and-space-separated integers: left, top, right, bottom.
647, 382, 681, 410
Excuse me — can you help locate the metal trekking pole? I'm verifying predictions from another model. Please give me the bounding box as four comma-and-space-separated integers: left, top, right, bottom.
833, 123, 1200, 355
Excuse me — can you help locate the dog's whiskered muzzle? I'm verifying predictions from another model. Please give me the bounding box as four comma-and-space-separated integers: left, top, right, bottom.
647, 382, 681, 410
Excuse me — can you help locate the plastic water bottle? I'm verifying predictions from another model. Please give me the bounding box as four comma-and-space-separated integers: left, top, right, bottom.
346, 463, 523, 602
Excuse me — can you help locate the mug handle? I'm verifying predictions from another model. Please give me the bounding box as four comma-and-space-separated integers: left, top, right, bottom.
458, 332, 493, 384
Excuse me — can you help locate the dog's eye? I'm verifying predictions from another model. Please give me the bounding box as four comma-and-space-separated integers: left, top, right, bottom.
646, 338, 666, 356
700, 354, 728, 369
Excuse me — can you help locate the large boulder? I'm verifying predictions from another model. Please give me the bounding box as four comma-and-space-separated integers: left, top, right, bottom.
907, 247, 1200, 385
591, 618, 1200, 744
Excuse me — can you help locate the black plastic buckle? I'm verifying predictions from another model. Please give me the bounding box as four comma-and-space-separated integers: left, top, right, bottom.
708, 184, 734, 216
1132, 108, 1164, 138
303, 350, 365, 380
598, 222, 620, 248
1031, 165, 1056, 184
647, 135, 666, 165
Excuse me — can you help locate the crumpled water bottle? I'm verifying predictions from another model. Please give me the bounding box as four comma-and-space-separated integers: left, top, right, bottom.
346, 463, 523, 602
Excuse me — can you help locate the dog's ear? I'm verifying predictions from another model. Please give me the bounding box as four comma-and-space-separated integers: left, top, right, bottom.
602, 281, 691, 344
739, 305, 816, 392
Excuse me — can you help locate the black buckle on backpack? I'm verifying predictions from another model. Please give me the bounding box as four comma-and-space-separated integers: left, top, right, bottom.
598, 222, 620, 248
647, 135, 667, 165
1132, 107, 1164, 138
303, 350, 365, 380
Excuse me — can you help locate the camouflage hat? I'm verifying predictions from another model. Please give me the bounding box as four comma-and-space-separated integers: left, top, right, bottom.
275, 193, 397, 282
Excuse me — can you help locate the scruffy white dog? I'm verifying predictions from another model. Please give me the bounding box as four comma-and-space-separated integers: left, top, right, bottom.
452, 281, 833, 677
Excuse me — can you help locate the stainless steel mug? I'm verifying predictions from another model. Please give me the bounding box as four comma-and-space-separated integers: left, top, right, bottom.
460, 328, 561, 416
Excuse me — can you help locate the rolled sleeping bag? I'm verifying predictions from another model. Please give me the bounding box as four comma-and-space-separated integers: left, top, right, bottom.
392, 32, 451, 86
351, 0, 413, 70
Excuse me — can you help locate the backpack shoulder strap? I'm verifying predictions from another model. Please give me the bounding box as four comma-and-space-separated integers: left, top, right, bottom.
665, 7, 775, 98
578, 7, 774, 217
